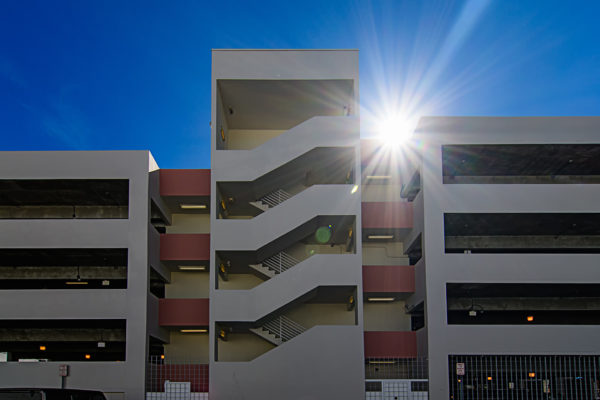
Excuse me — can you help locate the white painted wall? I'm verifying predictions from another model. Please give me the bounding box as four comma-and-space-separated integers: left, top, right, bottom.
286, 303, 355, 328
362, 183, 404, 202
363, 242, 410, 265
167, 214, 210, 234
164, 332, 209, 362
227, 129, 285, 150
217, 333, 275, 361
165, 272, 210, 298
218, 273, 263, 290
363, 301, 411, 331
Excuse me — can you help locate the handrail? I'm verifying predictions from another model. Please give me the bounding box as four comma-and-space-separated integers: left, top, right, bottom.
262, 251, 300, 274
260, 188, 292, 208
262, 315, 306, 342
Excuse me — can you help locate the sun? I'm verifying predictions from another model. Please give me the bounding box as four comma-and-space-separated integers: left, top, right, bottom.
377, 115, 414, 146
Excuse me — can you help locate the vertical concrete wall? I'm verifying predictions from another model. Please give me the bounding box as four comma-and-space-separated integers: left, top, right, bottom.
210, 50, 364, 400
415, 117, 600, 400
162, 211, 211, 359
0, 151, 154, 399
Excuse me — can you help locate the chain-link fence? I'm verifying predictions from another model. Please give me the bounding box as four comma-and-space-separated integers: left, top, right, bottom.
449, 354, 600, 400
146, 356, 208, 400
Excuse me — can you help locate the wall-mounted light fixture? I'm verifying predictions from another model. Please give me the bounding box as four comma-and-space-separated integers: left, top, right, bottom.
347, 295, 356, 311
367, 297, 395, 302
367, 235, 394, 240
180, 204, 207, 210
178, 265, 206, 271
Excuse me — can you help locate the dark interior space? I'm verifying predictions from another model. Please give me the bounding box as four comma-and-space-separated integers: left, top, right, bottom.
447, 283, 600, 325
217, 147, 355, 219
0, 319, 126, 361
0, 179, 129, 219
0, 248, 128, 290
444, 213, 600, 253
443, 144, 600, 184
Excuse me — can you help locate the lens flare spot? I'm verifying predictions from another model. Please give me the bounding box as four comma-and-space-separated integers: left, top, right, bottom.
315, 226, 332, 243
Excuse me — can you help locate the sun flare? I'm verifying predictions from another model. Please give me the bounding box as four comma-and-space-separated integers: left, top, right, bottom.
377, 115, 415, 146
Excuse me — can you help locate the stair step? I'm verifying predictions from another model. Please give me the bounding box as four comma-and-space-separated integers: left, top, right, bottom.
248, 201, 270, 212
249, 327, 282, 346
248, 263, 277, 279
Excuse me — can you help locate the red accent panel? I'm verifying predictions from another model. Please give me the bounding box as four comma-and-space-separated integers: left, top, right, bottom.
159, 298, 209, 326
147, 364, 209, 392
364, 331, 417, 358
363, 265, 415, 293
160, 234, 210, 261
362, 202, 413, 229
160, 169, 211, 196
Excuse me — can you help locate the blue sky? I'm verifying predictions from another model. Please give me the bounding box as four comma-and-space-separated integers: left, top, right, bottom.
1, 0, 599, 168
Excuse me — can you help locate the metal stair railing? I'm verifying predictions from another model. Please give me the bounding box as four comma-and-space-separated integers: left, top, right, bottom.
262, 315, 306, 342
260, 188, 292, 208
262, 251, 301, 274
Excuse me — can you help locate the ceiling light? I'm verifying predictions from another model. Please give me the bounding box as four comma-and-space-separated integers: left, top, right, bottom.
180, 329, 207, 333
367, 297, 395, 302
528, 372, 536, 378
180, 204, 207, 210
39, 346, 46, 351
527, 315, 534, 322
366, 175, 392, 180
367, 235, 394, 240
469, 310, 477, 317
85, 354, 91, 360
178, 265, 206, 271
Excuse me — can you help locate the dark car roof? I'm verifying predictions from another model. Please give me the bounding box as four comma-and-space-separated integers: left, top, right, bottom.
0, 389, 104, 394
0, 389, 102, 392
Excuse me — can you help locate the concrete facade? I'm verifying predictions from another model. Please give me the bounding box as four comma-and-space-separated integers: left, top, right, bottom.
0, 151, 161, 399
407, 117, 600, 399
209, 49, 365, 399
3, 52, 596, 400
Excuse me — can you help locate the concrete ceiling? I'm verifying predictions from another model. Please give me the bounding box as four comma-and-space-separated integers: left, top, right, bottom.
218, 79, 354, 130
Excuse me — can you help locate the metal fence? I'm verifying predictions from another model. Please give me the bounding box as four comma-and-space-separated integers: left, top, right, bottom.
449, 355, 600, 400
146, 357, 208, 400
366, 357, 429, 380
365, 358, 429, 399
